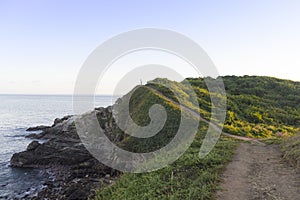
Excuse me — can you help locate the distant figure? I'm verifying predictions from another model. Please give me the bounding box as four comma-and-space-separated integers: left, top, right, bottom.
140, 79, 143, 85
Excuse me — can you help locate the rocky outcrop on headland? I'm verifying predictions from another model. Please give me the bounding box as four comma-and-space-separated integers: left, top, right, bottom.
10, 106, 121, 200
26, 125, 50, 132
24, 115, 76, 140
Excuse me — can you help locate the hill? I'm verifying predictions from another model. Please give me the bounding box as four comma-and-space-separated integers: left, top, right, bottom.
95, 76, 300, 199
10, 75, 300, 199
147, 76, 300, 138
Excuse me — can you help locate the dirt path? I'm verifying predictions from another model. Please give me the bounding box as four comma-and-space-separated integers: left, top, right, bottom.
217, 142, 300, 200
146, 86, 261, 143
147, 86, 300, 199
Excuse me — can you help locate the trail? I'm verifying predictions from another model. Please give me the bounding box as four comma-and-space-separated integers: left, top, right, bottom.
144, 86, 300, 199
146, 86, 300, 199
217, 142, 300, 200
146, 86, 261, 143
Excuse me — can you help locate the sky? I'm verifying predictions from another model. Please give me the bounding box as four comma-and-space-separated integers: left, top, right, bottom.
0, 0, 300, 94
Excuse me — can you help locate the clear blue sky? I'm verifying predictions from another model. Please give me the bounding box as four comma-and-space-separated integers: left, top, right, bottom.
1, 0, 299, 94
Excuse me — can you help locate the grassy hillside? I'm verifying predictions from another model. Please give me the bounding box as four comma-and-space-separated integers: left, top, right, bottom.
116, 85, 183, 153
93, 76, 300, 199
281, 132, 300, 168
93, 79, 237, 200
204, 76, 299, 137
150, 76, 300, 138
96, 127, 237, 200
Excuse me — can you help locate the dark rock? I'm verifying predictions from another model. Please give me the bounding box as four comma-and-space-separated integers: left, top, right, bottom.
26, 115, 78, 140
64, 183, 87, 199
68, 188, 86, 200
11, 138, 93, 167
25, 133, 42, 139
26, 125, 50, 132
11, 107, 122, 199
27, 141, 40, 151
53, 115, 73, 127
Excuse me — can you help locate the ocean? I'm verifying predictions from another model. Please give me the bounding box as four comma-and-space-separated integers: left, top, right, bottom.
0, 94, 116, 199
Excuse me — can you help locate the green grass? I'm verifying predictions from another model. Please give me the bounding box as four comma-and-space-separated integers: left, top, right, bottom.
93, 126, 238, 200
281, 133, 300, 168
91, 76, 300, 199
259, 138, 284, 145
187, 76, 300, 137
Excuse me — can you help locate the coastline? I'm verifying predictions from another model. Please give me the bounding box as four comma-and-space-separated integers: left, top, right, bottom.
10, 107, 120, 199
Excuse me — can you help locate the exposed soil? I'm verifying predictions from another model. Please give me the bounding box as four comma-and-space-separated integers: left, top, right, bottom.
217, 142, 300, 200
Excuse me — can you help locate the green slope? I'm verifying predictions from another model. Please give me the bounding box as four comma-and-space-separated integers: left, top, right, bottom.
188, 76, 299, 137
93, 75, 299, 199
149, 76, 300, 138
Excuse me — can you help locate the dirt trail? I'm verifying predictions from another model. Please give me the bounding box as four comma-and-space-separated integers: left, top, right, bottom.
147, 86, 300, 199
146, 86, 262, 143
217, 142, 300, 200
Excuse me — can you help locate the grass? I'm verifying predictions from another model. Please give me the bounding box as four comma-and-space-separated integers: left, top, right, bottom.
92, 84, 238, 199
259, 138, 284, 145
93, 125, 238, 200
281, 133, 300, 168
91, 77, 299, 199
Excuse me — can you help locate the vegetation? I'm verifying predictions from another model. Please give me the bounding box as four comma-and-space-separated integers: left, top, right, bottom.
117, 85, 183, 153
95, 126, 237, 200
151, 76, 300, 138
220, 76, 300, 137
93, 75, 300, 199
281, 133, 300, 168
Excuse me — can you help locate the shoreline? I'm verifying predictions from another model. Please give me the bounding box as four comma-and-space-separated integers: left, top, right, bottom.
10, 107, 120, 199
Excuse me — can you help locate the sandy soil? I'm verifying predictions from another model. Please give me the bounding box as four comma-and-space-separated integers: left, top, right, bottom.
217, 142, 300, 200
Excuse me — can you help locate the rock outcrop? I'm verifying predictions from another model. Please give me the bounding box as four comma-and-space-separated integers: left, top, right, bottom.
26, 125, 50, 132
10, 106, 121, 200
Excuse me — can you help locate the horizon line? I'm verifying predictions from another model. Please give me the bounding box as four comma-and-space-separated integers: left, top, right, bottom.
0, 93, 123, 96
1, 75, 299, 96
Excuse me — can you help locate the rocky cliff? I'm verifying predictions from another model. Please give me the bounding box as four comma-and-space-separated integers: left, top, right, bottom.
11, 107, 121, 200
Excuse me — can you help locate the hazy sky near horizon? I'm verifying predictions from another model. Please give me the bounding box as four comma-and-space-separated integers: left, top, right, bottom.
1, 0, 300, 94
